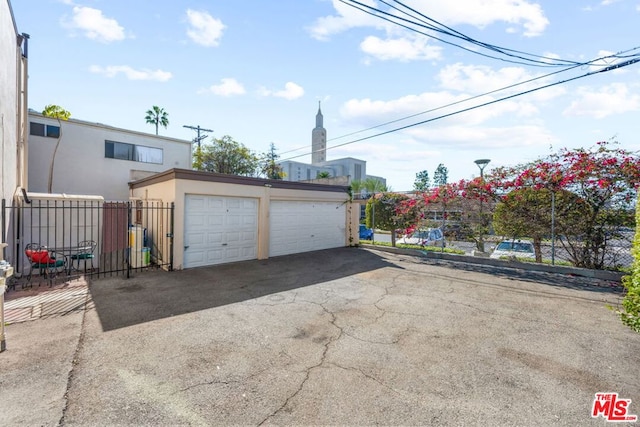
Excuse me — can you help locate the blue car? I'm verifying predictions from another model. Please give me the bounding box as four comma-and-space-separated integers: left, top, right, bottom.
359, 224, 373, 240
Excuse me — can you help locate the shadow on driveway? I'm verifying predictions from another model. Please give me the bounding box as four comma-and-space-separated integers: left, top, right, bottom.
90, 247, 398, 331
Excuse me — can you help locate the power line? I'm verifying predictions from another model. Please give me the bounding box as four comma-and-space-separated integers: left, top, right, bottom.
278, 49, 640, 158
279, 57, 640, 162
339, 0, 584, 68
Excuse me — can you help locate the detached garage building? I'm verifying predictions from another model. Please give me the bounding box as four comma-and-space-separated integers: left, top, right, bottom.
129, 169, 359, 270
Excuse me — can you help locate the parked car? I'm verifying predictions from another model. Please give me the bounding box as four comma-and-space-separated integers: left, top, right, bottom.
490, 239, 535, 260
359, 224, 373, 240
398, 228, 444, 247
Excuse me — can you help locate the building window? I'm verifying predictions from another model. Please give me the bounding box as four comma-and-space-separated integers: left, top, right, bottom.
105, 140, 163, 164
46, 125, 60, 138
30, 122, 44, 136
30, 122, 60, 138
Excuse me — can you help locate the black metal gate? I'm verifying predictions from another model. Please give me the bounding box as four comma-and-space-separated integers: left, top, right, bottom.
1, 198, 174, 288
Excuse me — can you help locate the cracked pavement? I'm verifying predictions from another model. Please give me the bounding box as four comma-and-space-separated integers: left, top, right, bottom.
1, 247, 638, 426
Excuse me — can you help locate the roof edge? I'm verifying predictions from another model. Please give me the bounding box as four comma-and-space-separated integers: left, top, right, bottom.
129, 169, 350, 193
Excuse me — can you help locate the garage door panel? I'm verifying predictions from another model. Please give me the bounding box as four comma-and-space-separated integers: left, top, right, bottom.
208, 215, 224, 227
185, 195, 258, 268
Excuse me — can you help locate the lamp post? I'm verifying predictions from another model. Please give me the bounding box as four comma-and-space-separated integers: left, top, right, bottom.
474, 159, 491, 253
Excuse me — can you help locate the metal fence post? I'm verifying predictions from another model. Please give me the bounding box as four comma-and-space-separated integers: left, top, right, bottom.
169, 202, 174, 271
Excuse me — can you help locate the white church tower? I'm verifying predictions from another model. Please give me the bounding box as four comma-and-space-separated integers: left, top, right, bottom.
311, 101, 326, 164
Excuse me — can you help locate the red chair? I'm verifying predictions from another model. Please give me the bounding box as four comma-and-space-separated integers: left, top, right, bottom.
25, 243, 67, 286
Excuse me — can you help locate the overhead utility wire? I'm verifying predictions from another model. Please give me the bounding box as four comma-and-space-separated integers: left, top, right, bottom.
383, 0, 579, 66
339, 0, 583, 67
326, 48, 640, 142
278, 49, 638, 157
279, 58, 640, 162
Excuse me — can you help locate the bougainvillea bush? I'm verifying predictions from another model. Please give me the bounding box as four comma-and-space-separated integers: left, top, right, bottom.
489, 140, 640, 269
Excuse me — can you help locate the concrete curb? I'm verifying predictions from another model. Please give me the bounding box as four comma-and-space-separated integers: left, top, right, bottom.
359, 243, 625, 282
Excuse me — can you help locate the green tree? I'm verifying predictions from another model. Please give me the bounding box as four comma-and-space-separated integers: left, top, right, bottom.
145, 105, 169, 135
365, 193, 413, 246
413, 170, 430, 191
493, 188, 587, 262
433, 164, 448, 187
42, 104, 71, 193
316, 171, 331, 179
363, 177, 388, 194
260, 143, 285, 179
195, 135, 259, 176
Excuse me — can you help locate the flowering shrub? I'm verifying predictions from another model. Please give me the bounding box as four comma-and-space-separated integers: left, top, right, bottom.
490, 140, 640, 269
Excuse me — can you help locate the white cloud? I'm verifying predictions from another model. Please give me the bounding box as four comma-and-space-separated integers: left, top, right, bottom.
436, 63, 565, 102
89, 65, 172, 81
186, 9, 225, 47
308, 0, 382, 41
259, 82, 305, 100
62, 6, 126, 43
406, 124, 555, 150
309, 0, 549, 40
360, 35, 442, 61
563, 83, 640, 118
340, 85, 542, 132
201, 78, 246, 96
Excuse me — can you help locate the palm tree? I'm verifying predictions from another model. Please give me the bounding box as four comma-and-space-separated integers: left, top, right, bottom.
42, 104, 71, 193
145, 106, 169, 135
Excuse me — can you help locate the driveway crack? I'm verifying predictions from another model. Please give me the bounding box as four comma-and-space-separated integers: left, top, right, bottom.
258, 300, 343, 425
58, 288, 91, 426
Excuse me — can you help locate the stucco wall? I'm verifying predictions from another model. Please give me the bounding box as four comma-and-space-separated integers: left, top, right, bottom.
130, 175, 359, 270
28, 112, 192, 200
0, 1, 18, 203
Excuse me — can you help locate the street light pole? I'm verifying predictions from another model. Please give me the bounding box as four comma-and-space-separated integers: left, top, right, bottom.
474, 159, 491, 253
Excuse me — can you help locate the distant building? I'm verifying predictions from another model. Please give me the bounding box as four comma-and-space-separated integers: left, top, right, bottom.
279, 103, 386, 188
27, 111, 193, 200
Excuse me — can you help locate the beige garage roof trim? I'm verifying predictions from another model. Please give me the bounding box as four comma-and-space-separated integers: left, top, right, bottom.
129, 168, 349, 194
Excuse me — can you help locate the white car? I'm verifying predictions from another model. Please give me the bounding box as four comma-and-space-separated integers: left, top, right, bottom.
398, 228, 444, 247
490, 239, 535, 260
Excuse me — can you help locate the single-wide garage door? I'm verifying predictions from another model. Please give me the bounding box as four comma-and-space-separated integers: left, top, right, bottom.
184, 195, 258, 268
269, 200, 346, 257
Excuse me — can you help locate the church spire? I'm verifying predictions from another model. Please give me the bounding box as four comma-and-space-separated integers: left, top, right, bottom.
312, 101, 327, 164
315, 101, 323, 128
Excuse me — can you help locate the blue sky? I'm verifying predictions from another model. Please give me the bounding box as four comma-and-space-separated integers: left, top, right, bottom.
11, 0, 640, 191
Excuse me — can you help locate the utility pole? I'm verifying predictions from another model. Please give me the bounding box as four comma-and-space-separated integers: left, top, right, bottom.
183, 125, 213, 149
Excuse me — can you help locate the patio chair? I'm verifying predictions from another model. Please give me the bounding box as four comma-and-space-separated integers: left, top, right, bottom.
69, 240, 96, 273
24, 243, 67, 286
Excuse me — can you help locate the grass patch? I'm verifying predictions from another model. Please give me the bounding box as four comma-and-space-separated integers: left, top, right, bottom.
495, 256, 574, 267
368, 240, 465, 255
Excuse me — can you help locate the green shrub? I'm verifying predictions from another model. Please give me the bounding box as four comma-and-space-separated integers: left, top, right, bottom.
620, 198, 640, 333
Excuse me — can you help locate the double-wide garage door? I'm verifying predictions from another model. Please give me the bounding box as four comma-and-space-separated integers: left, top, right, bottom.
269, 200, 346, 257
184, 196, 346, 268
184, 195, 258, 268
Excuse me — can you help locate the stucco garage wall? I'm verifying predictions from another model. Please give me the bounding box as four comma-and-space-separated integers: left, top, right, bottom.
130, 169, 357, 270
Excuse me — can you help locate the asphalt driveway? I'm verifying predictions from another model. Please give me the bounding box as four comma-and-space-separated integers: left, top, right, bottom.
2, 247, 639, 426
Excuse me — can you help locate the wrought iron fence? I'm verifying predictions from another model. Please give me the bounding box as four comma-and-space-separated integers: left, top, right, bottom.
1, 198, 174, 288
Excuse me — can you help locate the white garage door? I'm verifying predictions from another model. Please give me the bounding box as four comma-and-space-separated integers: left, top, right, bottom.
184, 195, 258, 268
269, 200, 346, 257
